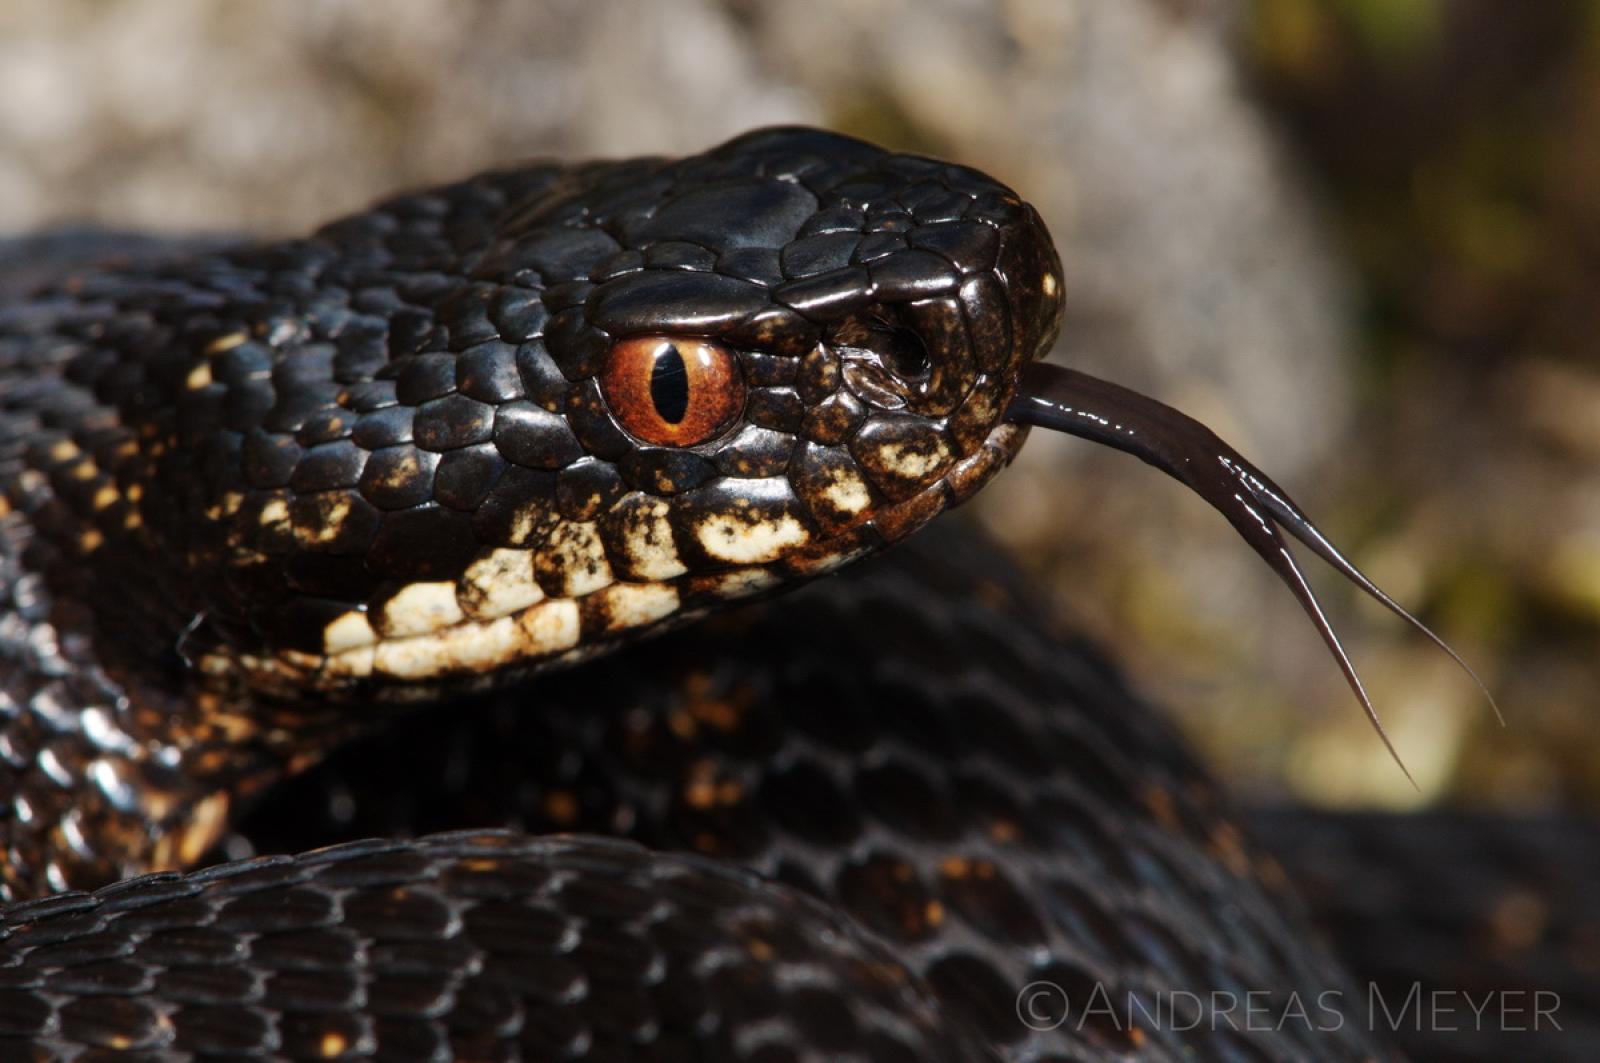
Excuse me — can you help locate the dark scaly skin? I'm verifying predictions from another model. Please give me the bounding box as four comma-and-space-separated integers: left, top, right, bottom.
223, 520, 1397, 1062
1253, 809, 1600, 1063
0, 831, 996, 1062
0, 522, 1396, 1061
0, 130, 1411, 1060
0, 128, 1059, 897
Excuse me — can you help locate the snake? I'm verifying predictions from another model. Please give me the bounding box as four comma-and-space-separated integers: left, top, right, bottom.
0, 126, 1510, 1060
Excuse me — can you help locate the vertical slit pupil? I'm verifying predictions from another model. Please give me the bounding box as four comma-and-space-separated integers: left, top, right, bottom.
650, 343, 691, 424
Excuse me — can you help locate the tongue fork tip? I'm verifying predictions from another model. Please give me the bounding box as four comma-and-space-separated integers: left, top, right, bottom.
1006, 361, 1500, 775
1243, 471, 1504, 728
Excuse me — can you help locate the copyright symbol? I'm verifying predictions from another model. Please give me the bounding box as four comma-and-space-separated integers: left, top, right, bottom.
1017, 980, 1069, 1031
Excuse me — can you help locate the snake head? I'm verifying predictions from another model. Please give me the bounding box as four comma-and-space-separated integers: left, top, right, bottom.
480, 128, 1064, 564
184, 127, 1065, 695
15, 124, 1483, 767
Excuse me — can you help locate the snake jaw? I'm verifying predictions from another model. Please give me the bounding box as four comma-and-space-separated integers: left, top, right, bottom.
1005, 361, 1499, 779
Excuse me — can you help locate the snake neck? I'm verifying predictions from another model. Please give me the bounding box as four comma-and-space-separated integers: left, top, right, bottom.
0, 168, 564, 700
0, 504, 386, 898
2, 220, 501, 889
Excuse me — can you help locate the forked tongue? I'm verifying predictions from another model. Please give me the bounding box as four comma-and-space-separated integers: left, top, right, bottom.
1006, 362, 1501, 786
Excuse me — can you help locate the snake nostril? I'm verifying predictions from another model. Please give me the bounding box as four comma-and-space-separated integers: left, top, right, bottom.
880, 327, 931, 381
831, 312, 932, 384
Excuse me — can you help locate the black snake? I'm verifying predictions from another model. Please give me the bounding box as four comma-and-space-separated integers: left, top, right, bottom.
0, 127, 1564, 1061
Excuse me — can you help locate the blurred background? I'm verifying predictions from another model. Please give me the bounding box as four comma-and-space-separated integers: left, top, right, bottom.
0, 0, 1594, 813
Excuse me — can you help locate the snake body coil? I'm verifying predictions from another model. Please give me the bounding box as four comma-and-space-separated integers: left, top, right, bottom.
0, 129, 1424, 1059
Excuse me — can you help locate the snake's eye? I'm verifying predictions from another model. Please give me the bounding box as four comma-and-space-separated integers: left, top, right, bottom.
600, 335, 746, 447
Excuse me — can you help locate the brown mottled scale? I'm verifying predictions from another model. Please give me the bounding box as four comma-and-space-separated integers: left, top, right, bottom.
0, 130, 1415, 1060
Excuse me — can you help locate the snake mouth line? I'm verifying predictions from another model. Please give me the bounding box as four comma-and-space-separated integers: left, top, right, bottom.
1005, 361, 1499, 783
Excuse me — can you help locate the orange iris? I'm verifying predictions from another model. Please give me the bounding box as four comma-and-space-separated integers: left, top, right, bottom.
600, 336, 745, 447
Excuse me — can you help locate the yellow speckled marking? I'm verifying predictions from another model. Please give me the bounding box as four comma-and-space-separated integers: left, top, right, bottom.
185, 363, 213, 390
323, 611, 378, 654
459, 548, 544, 620
369, 637, 443, 679
218, 415, 1039, 696
204, 332, 248, 356
295, 495, 352, 545
373, 615, 520, 678
298, 575, 686, 686
259, 497, 289, 529
365, 449, 426, 496
91, 485, 118, 510
539, 520, 614, 598
616, 498, 688, 580
332, 597, 585, 681
706, 567, 781, 598
878, 437, 951, 482
790, 546, 873, 578
505, 500, 543, 546
695, 513, 808, 564
517, 597, 581, 654
379, 581, 464, 638
436, 615, 524, 671
326, 646, 375, 679
820, 467, 871, 516
594, 581, 679, 630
